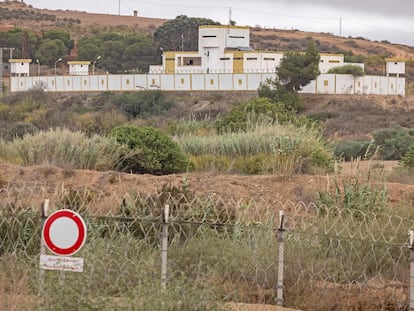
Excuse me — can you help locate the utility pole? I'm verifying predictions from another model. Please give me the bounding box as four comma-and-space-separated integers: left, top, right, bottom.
229, 7, 232, 25
0, 47, 15, 95
339, 17, 342, 37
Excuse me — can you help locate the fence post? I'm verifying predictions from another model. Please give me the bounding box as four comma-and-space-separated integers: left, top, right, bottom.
276, 210, 285, 306
409, 230, 414, 311
39, 199, 49, 296
161, 204, 170, 290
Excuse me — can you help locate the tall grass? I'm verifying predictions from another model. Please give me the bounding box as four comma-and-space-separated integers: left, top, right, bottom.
176, 121, 333, 174
5, 128, 131, 171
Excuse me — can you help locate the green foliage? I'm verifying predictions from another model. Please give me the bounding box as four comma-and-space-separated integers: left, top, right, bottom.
214, 97, 295, 133
154, 15, 220, 60
400, 145, 414, 168
334, 140, 373, 161
177, 121, 333, 175
0, 28, 40, 59
7, 128, 129, 170
316, 178, 387, 216
110, 125, 189, 175
328, 64, 365, 76
4, 122, 38, 141
99, 91, 175, 119
277, 41, 320, 92
77, 32, 155, 73
372, 127, 414, 160
258, 81, 304, 112
42, 29, 74, 52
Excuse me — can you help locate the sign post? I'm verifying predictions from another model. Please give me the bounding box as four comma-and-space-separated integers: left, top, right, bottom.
40, 209, 87, 272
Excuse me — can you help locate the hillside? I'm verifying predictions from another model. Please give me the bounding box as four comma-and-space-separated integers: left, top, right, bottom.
1, 0, 414, 61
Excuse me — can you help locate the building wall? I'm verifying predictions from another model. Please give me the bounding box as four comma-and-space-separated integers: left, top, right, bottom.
386, 61, 405, 76
11, 73, 405, 96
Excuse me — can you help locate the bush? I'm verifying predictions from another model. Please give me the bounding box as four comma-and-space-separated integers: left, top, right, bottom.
110, 125, 189, 175
334, 140, 373, 161
372, 127, 414, 160
214, 97, 295, 134
327, 64, 365, 76
400, 145, 414, 168
95, 91, 174, 119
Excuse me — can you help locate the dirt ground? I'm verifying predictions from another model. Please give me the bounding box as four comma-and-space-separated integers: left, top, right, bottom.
1, 160, 413, 213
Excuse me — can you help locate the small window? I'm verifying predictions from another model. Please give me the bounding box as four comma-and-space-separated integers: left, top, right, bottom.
202, 35, 217, 38
324, 80, 329, 86
264, 58, 275, 61
238, 79, 242, 86
246, 57, 257, 61
210, 79, 214, 85
229, 36, 245, 39
181, 78, 185, 84
220, 57, 230, 61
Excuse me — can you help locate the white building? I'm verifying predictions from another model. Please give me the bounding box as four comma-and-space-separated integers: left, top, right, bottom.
9, 59, 31, 77
386, 59, 405, 77
68, 61, 91, 76
150, 26, 364, 75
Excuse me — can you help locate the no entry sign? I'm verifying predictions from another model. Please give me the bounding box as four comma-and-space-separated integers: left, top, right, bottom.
42, 209, 87, 256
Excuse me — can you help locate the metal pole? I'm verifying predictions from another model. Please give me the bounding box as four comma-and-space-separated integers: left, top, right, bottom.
39, 199, 49, 296
409, 230, 414, 311
161, 204, 170, 290
276, 210, 285, 306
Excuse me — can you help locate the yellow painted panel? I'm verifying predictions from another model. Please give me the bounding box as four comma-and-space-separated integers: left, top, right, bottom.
233, 51, 244, 73
165, 59, 175, 73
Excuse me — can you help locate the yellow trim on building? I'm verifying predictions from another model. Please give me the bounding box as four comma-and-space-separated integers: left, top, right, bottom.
199, 25, 249, 30
9, 59, 32, 63
68, 61, 91, 65
385, 58, 406, 62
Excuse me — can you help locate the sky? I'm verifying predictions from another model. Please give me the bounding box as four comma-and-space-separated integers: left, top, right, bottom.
22, 0, 414, 46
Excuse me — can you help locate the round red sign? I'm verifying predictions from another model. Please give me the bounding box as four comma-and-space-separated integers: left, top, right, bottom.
42, 209, 87, 256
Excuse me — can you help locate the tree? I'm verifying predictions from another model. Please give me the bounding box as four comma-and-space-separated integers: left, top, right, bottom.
34, 39, 67, 66
42, 29, 74, 54
258, 41, 320, 112
277, 41, 320, 92
328, 64, 364, 76
154, 15, 220, 62
77, 32, 155, 73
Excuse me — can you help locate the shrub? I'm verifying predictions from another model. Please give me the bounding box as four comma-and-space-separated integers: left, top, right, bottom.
214, 97, 295, 134
328, 64, 365, 76
98, 91, 174, 119
4, 122, 38, 141
372, 127, 414, 160
400, 145, 414, 168
110, 125, 189, 175
334, 140, 373, 161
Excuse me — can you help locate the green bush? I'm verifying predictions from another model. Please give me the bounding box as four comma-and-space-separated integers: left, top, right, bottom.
4, 122, 38, 141
110, 125, 189, 175
334, 140, 373, 161
400, 145, 414, 168
97, 91, 174, 119
214, 97, 295, 134
327, 64, 365, 76
373, 127, 414, 160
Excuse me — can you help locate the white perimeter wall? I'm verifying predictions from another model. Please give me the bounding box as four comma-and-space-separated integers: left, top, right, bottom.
11, 73, 405, 96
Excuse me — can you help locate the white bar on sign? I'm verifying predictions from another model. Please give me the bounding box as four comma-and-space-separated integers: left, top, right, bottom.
39, 254, 84, 272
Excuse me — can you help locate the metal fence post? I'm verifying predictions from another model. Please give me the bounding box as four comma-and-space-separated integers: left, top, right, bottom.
39, 199, 49, 296
276, 210, 285, 306
161, 204, 170, 290
409, 230, 414, 311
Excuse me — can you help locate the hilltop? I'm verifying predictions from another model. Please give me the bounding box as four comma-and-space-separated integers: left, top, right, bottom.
1, 0, 414, 62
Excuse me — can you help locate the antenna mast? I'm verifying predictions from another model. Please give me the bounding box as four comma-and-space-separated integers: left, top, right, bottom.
229, 7, 232, 25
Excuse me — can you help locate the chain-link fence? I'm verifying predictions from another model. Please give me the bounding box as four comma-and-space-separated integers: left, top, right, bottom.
0, 185, 412, 310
